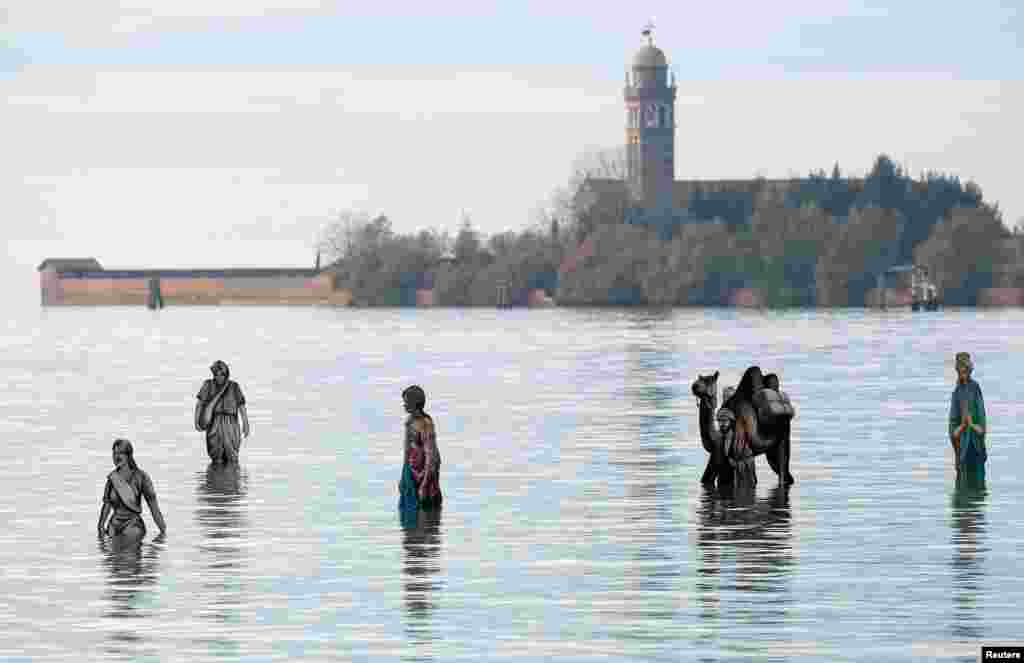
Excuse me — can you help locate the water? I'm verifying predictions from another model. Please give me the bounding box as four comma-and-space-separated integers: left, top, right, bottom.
1, 306, 1022, 661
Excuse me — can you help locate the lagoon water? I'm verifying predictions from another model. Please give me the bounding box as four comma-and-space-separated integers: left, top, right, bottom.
1, 305, 1022, 661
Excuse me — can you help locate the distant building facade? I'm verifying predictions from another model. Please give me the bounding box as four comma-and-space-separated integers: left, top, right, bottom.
575, 26, 803, 236
624, 27, 677, 210
38, 258, 351, 306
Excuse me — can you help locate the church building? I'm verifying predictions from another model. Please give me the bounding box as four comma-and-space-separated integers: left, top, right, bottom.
576, 26, 796, 235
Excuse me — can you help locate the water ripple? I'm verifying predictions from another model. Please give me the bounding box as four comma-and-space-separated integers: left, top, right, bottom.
0, 307, 1021, 660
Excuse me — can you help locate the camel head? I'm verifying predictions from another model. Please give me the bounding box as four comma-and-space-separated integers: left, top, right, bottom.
691, 371, 719, 408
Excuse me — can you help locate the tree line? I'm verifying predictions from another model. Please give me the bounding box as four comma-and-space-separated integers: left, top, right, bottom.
317, 154, 1024, 307
317, 210, 567, 307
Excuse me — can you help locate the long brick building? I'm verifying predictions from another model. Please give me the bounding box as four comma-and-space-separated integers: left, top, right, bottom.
38, 258, 352, 306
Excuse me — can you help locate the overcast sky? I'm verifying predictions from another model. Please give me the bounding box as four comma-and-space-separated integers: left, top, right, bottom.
2, 1, 1021, 303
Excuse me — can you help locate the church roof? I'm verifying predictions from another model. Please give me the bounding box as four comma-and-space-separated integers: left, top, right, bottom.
37, 258, 103, 272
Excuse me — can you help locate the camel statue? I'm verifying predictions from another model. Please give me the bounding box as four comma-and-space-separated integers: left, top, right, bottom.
691, 371, 732, 487
691, 367, 795, 488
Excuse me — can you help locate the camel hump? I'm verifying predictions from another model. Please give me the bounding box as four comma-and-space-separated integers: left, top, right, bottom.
753, 388, 795, 424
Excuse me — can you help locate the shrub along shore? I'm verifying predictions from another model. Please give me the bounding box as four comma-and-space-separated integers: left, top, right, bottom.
318, 155, 1023, 307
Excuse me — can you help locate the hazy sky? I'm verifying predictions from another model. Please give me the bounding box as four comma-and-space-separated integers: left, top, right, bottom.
2, 1, 1021, 300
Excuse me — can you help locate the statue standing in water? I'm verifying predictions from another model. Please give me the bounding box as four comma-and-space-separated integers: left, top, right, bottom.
693, 366, 795, 488
195, 360, 250, 464
97, 438, 166, 539
715, 406, 757, 488
949, 352, 986, 479
399, 385, 443, 510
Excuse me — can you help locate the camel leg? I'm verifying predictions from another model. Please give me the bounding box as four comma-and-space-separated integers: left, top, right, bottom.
777, 441, 789, 486
763, 424, 794, 486
715, 455, 734, 489
765, 446, 781, 476
779, 421, 794, 485
700, 456, 718, 485
765, 443, 791, 486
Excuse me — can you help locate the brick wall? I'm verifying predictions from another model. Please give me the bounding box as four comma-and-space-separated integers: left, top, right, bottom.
978, 288, 1024, 307
45, 271, 347, 306
415, 289, 435, 307
527, 289, 554, 307
58, 277, 150, 305
864, 287, 913, 308
729, 288, 764, 308
39, 268, 62, 305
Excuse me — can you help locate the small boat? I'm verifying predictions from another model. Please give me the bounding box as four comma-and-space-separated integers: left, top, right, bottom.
879, 264, 940, 311
911, 271, 940, 311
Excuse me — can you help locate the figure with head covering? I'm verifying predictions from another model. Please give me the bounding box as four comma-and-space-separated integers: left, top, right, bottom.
194, 360, 250, 464
693, 367, 796, 488
724, 365, 796, 486
949, 352, 986, 477
721, 366, 764, 479
97, 439, 166, 539
399, 385, 442, 510
714, 405, 756, 486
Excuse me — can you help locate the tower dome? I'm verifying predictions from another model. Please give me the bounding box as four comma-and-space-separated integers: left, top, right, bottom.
623, 22, 676, 210
632, 23, 667, 68
632, 44, 667, 68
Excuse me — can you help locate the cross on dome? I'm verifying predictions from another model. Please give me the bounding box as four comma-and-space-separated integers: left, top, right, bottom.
641, 20, 656, 46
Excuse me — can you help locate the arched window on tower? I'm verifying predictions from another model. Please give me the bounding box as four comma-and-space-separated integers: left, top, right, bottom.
659, 106, 667, 128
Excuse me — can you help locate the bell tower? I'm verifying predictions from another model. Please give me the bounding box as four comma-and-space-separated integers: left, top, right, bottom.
624, 23, 677, 208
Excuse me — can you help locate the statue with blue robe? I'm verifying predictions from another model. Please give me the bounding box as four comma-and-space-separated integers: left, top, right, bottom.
949, 352, 986, 479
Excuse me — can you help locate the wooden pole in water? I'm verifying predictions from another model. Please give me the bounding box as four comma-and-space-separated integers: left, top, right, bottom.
147, 277, 164, 309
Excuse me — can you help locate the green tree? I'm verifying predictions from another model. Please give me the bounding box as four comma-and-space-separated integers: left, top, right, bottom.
816, 208, 906, 306
915, 207, 1011, 305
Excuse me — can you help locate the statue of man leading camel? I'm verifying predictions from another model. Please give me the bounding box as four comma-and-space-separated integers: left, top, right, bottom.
691, 366, 796, 489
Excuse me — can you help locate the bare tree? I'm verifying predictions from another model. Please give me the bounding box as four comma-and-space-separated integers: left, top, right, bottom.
540, 145, 633, 245
453, 213, 482, 263
317, 209, 372, 264
571, 145, 629, 180
815, 207, 905, 306
915, 206, 1018, 302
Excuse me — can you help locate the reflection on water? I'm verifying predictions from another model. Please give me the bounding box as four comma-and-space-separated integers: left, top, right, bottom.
399, 506, 443, 659
616, 335, 686, 638
194, 463, 249, 656
98, 532, 164, 657
950, 468, 988, 643
694, 485, 794, 650
617, 447, 682, 636
4, 308, 1024, 661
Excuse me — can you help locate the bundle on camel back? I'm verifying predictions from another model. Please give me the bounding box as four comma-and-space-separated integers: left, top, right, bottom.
691, 366, 795, 489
